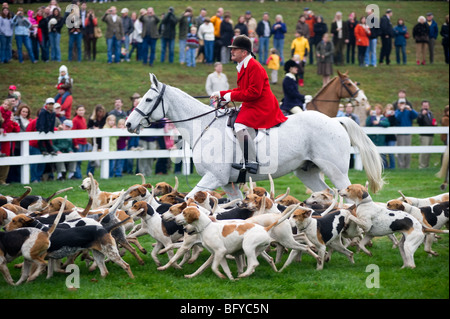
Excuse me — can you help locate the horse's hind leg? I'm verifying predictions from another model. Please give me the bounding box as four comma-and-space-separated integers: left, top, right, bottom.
308, 159, 352, 192
294, 166, 330, 192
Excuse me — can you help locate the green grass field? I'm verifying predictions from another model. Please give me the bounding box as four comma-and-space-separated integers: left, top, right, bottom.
0, 1, 448, 300
0, 168, 448, 299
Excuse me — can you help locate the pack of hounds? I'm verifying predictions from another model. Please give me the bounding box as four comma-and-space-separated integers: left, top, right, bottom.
0, 173, 448, 285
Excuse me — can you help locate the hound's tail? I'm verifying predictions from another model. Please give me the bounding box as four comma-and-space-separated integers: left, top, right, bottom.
11, 186, 32, 206
45, 187, 73, 202
104, 215, 132, 233
423, 227, 449, 234
47, 196, 66, 238
336, 117, 385, 193
264, 203, 300, 232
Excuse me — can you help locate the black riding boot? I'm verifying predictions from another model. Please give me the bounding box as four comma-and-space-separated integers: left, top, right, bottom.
231, 128, 259, 174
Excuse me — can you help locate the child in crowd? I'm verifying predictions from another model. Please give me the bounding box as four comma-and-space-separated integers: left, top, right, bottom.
54, 119, 76, 180
103, 114, 119, 178
114, 118, 128, 178
292, 54, 305, 87
56, 65, 73, 93
266, 48, 280, 84
233, 28, 241, 41
186, 26, 199, 67
291, 32, 310, 86
248, 29, 259, 55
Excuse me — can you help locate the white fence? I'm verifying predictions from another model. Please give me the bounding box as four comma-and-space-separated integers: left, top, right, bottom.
0, 126, 447, 184
0, 128, 192, 184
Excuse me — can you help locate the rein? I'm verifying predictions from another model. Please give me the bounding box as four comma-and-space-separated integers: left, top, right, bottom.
133, 84, 236, 151
134, 84, 230, 126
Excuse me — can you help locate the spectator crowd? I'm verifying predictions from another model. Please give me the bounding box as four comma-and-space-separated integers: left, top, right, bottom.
1, 1, 449, 185
1, 1, 448, 67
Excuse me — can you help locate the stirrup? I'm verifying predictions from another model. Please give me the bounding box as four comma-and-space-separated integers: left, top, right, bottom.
231, 162, 259, 174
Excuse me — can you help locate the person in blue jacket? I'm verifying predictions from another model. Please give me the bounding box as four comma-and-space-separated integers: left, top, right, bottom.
271, 14, 287, 65
11, 8, 36, 63
281, 59, 305, 115
394, 18, 408, 65
394, 99, 418, 168
426, 12, 439, 64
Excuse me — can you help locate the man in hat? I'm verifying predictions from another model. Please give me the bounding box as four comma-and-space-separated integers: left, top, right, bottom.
36, 98, 57, 156
7, 85, 16, 99
210, 35, 287, 174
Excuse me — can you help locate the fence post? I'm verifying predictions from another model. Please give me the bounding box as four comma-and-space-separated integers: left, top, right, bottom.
20, 140, 30, 184
100, 136, 110, 179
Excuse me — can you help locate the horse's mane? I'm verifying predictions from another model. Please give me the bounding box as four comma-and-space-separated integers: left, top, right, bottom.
169, 84, 211, 109
312, 76, 339, 99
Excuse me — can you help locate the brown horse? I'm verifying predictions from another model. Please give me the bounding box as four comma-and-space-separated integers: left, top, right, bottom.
306, 71, 369, 118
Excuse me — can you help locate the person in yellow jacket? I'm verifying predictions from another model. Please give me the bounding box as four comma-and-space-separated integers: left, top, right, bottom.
266, 48, 280, 84
290, 31, 310, 86
210, 8, 223, 61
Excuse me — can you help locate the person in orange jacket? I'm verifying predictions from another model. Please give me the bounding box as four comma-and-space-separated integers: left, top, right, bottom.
354, 16, 371, 66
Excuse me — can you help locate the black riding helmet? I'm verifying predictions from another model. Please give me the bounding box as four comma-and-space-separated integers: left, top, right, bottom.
228, 35, 256, 58
284, 59, 300, 73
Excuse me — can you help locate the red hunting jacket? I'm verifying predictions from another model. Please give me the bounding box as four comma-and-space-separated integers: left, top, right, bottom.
220, 56, 287, 129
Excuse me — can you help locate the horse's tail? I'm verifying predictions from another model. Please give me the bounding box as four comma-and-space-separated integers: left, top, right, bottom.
336, 117, 384, 193
435, 145, 448, 179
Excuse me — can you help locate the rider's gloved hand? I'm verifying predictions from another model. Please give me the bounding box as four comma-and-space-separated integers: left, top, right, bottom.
222, 92, 231, 102
210, 91, 221, 100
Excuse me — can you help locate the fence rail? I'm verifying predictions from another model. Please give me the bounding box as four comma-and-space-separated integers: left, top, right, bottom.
0, 126, 447, 184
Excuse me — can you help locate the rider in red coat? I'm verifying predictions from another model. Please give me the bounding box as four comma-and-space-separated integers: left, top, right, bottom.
211, 35, 287, 174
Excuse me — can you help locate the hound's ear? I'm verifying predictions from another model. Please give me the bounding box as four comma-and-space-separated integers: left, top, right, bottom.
362, 191, 369, 199
303, 209, 312, 218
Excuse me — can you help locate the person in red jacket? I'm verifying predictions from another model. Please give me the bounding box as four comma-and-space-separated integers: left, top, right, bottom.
0, 99, 20, 184
354, 16, 371, 66
210, 35, 287, 174
54, 82, 73, 121
72, 104, 88, 179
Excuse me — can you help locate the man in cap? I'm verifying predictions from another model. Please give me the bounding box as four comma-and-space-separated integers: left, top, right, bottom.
210, 35, 287, 174
7, 85, 16, 98
36, 98, 57, 156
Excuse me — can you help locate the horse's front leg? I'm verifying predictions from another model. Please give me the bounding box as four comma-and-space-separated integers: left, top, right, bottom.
185, 173, 224, 199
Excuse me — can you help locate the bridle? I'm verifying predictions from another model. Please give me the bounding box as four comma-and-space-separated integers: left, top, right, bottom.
309, 77, 361, 110
132, 83, 231, 128
133, 83, 167, 127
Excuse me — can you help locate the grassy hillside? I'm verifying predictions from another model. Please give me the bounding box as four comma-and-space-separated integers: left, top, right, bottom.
1, 1, 449, 117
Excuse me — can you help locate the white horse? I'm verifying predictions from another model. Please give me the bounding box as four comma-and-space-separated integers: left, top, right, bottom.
126, 74, 383, 199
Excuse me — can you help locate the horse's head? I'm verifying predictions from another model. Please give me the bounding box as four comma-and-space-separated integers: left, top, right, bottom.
337, 70, 369, 108
126, 73, 166, 134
